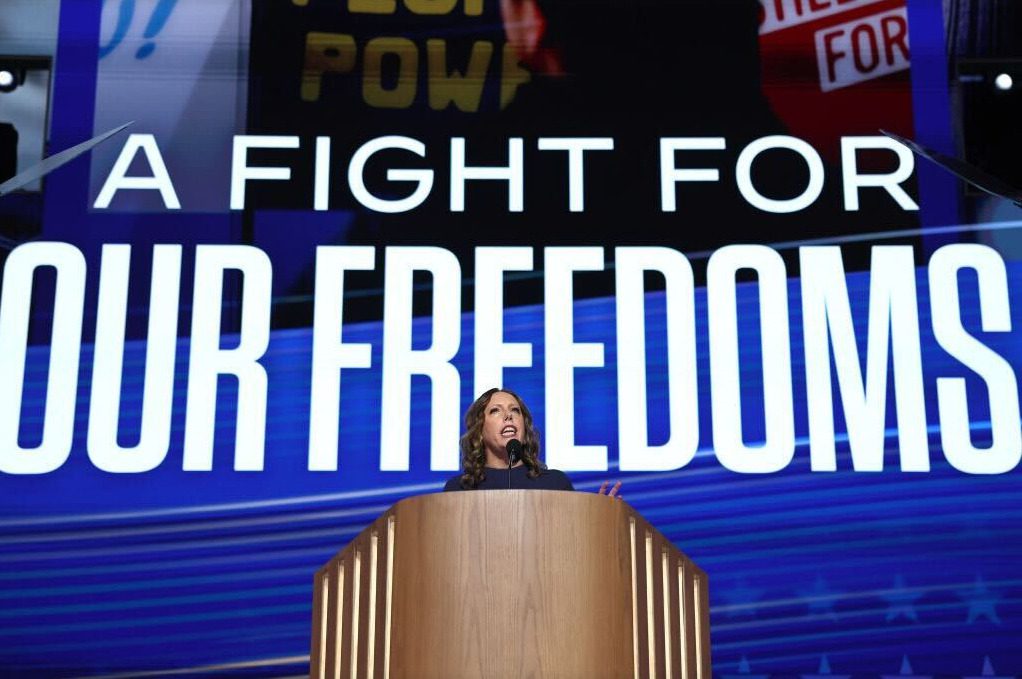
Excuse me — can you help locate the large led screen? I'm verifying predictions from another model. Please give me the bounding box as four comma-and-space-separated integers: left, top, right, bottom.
1, 0, 1020, 675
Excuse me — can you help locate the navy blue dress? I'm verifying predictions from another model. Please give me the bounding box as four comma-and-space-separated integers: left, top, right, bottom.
444, 466, 574, 491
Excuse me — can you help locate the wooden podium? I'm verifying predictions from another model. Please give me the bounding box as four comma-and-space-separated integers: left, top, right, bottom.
310, 491, 710, 678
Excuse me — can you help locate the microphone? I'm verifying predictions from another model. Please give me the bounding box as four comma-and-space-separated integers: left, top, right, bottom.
506, 439, 523, 466
505, 439, 523, 491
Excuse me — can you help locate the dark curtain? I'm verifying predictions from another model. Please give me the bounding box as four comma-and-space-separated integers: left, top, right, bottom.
945, 0, 1022, 59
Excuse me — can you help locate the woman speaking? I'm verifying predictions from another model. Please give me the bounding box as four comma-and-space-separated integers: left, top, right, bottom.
444, 387, 621, 497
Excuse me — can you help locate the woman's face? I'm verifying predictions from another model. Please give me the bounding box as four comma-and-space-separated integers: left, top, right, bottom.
481, 391, 524, 460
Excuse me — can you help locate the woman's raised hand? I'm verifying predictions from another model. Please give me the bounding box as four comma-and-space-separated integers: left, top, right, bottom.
597, 480, 623, 500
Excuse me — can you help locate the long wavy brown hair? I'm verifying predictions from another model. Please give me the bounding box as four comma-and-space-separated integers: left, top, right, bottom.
458, 388, 544, 489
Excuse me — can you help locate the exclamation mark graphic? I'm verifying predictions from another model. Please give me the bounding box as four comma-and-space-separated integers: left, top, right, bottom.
136, 0, 178, 59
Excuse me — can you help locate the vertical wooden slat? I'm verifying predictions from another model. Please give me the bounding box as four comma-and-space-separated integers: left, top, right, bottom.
678, 560, 693, 679
322, 560, 339, 679
320, 574, 331, 679
350, 549, 362, 679
368, 525, 389, 679
383, 515, 395, 679
366, 532, 379, 678
310, 569, 329, 679
645, 532, 659, 679
662, 549, 674, 679
359, 538, 375, 679
693, 570, 703, 679
693, 571, 709, 679
337, 560, 349, 679
670, 557, 683, 679
629, 517, 641, 679
632, 517, 650, 678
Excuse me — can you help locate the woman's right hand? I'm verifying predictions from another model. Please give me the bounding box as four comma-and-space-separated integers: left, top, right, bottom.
597, 480, 623, 500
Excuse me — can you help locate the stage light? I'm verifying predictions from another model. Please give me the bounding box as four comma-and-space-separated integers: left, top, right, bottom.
994, 72, 1013, 90
0, 65, 27, 93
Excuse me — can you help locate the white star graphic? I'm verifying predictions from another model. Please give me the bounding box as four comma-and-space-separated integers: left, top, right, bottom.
798, 574, 840, 621
958, 575, 1002, 624
882, 574, 922, 623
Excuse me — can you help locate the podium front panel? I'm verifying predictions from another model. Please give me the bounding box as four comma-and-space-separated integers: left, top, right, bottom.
311, 490, 710, 678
